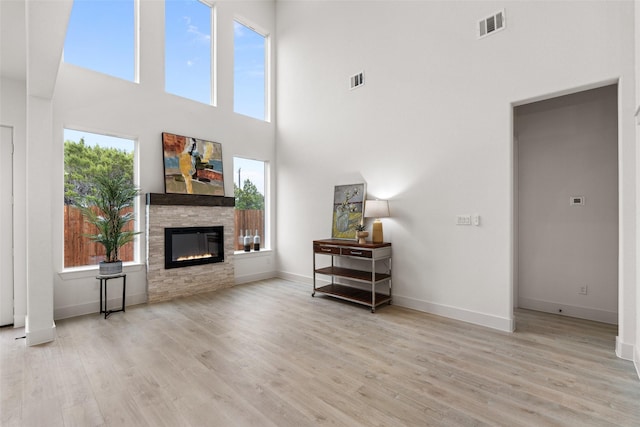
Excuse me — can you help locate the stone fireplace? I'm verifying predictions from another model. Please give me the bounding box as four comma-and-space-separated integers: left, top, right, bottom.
146, 193, 235, 303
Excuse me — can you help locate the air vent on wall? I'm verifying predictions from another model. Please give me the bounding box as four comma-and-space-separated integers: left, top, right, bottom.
478, 10, 505, 39
350, 71, 365, 90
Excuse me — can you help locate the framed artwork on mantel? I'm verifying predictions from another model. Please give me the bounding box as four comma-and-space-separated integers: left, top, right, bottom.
162, 132, 225, 196
331, 183, 366, 240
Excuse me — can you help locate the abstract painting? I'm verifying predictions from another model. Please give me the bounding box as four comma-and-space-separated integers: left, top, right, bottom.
331, 183, 366, 239
162, 132, 224, 196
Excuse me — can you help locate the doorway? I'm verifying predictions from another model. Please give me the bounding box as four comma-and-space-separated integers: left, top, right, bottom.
514, 85, 618, 324
0, 125, 13, 327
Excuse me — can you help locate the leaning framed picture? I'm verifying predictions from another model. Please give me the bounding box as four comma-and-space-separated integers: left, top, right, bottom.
162, 132, 225, 196
331, 183, 366, 239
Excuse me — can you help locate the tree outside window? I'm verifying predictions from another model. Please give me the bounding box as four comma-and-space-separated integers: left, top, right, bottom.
64, 129, 136, 268
234, 157, 266, 251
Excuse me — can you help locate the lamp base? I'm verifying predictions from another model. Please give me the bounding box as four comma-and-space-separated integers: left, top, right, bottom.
372, 220, 383, 243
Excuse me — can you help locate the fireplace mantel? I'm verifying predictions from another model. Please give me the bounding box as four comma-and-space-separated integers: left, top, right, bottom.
146, 192, 235, 207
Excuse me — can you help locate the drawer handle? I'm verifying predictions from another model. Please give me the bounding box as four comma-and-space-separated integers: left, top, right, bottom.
350, 251, 363, 255
321, 248, 333, 252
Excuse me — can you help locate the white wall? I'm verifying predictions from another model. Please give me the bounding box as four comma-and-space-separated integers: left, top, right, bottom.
52, 0, 277, 319
276, 1, 636, 338
516, 85, 618, 324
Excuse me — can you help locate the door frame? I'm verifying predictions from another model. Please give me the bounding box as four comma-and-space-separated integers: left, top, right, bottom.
0, 125, 14, 327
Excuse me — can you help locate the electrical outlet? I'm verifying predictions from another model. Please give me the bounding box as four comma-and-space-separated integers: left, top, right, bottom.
456, 215, 471, 225
579, 285, 588, 295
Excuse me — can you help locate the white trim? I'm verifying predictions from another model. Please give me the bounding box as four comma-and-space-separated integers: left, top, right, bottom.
57, 263, 145, 281
235, 271, 277, 285
616, 335, 635, 361
393, 295, 515, 333
53, 291, 147, 321
13, 313, 25, 328
519, 297, 618, 325
233, 249, 273, 258
280, 271, 514, 332
278, 270, 312, 285
633, 344, 640, 379
25, 316, 56, 346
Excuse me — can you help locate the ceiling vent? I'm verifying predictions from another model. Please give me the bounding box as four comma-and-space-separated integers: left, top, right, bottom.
350, 71, 365, 90
478, 10, 505, 39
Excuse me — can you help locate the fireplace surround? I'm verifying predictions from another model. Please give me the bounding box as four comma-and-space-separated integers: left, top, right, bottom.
146, 193, 235, 303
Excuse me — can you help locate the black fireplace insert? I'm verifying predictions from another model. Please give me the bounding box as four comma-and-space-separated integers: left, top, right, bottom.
164, 226, 224, 269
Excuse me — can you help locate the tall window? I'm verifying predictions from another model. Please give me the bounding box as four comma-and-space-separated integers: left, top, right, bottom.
165, 0, 213, 104
64, 0, 135, 81
234, 20, 267, 121
64, 129, 136, 268
233, 157, 267, 251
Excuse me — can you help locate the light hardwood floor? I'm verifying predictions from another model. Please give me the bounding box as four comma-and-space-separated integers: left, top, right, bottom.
1, 278, 639, 426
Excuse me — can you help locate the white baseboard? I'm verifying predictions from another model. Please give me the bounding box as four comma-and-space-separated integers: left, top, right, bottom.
278, 270, 314, 285
393, 295, 515, 332
519, 297, 617, 325
278, 271, 514, 332
235, 271, 277, 285
616, 335, 635, 361
634, 345, 640, 379
25, 316, 56, 346
13, 314, 25, 328
54, 292, 147, 320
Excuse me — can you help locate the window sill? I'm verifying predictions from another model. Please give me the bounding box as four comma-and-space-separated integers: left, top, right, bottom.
57, 262, 145, 281
233, 249, 272, 258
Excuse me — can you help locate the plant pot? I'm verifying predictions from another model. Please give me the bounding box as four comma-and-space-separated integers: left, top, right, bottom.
356, 231, 369, 245
99, 260, 122, 276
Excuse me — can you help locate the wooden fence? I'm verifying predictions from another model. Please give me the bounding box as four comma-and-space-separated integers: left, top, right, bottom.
65, 206, 264, 266
234, 210, 264, 251
64, 205, 134, 268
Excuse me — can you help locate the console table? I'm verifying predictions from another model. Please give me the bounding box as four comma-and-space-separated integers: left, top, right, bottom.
312, 239, 392, 312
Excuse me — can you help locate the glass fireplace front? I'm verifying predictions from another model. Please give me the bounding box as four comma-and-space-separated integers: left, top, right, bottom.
164, 226, 224, 269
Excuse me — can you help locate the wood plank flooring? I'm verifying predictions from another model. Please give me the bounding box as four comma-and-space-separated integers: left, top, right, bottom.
1, 278, 639, 426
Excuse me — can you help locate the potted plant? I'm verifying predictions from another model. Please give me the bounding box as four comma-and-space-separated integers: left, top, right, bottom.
355, 223, 368, 244
80, 173, 140, 275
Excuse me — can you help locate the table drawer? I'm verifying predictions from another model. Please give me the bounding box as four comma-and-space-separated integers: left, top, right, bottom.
341, 248, 373, 258
314, 245, 340, 255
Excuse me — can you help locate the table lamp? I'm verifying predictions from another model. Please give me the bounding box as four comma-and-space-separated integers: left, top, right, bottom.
364, 200, 390, 243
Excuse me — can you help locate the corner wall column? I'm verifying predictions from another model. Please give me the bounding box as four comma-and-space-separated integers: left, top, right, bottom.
25, 94, 55, 346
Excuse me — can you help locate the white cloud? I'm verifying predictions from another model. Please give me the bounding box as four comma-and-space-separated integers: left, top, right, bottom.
183, 15, 211, 42
234, 21, 245, 37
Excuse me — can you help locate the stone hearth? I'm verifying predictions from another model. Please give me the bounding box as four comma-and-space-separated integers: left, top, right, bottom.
146, 193, 235, 303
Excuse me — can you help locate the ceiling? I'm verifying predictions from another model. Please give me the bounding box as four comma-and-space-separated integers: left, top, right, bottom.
0, 0, 27, 81
1, 0, 73, 98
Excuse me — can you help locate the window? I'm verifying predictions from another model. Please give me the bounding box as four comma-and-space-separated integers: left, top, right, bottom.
64, 129, 137, 268
64, 0, 135, 81
233, 157, 267, 251
234, 20, 267, 120
165, 0, 213, 104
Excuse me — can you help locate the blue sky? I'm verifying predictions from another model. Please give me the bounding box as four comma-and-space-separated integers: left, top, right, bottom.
64, 0, 267, 194
63, 0, 135, 81
165, 0, 211, 104
64, 0, 266, 118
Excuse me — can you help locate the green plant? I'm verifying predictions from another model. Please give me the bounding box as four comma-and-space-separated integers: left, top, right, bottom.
355, 224, 366, 232
80, 173, 140, 263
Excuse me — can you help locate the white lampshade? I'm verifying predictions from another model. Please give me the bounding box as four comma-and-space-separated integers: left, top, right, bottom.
364, 200, 390, 219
